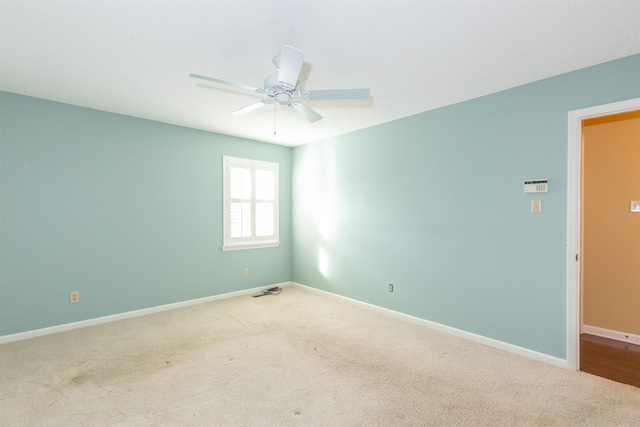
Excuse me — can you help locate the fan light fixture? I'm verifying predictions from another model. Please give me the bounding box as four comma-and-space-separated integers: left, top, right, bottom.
190, 45, 370, 124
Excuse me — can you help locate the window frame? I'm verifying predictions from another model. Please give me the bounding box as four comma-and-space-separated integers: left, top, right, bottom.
222, 156, 279, 251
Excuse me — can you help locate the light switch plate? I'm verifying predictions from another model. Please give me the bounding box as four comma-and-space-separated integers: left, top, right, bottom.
531, 200, 542, 214
631, 201, 640, 213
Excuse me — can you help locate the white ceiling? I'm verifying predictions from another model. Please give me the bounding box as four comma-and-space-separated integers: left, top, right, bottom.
1, 1, 639, 147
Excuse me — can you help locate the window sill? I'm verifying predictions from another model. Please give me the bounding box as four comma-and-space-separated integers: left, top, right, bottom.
222, 242, 280, 252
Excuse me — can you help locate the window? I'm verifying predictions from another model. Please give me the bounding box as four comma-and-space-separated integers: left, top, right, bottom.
223, 156, 279, 251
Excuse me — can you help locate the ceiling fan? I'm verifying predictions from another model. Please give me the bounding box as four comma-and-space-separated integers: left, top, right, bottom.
190, 45, 370, 123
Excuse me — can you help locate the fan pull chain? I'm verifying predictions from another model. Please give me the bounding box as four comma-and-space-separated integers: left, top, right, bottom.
273, 101, 277, 135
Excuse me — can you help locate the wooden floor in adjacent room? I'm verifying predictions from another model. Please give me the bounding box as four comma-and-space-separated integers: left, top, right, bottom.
580, 334, 640, 388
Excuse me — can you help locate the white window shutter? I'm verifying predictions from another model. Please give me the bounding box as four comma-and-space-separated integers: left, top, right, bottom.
223, 156, 279, 250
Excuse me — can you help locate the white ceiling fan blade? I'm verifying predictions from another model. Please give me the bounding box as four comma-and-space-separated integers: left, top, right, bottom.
290, 102, 322, 123
190, 73, 260, 93
303, 88, 370, 101
231, 100, 273, 115
277, 45, 305, 89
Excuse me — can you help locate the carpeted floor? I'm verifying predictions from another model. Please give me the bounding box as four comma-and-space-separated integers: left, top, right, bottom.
1, 286, 639, 426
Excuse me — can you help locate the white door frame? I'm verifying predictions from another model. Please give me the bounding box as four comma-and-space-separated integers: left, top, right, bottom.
566, 97, 640, 370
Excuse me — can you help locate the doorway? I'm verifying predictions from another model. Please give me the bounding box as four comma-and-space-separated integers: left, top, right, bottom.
579, 109, 640, 387
566, 97, 640, 379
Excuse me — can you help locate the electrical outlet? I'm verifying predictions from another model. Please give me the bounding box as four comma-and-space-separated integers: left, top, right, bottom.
388, 284, 393, 292
243, 268, 249, 277
70, 291, 79, 304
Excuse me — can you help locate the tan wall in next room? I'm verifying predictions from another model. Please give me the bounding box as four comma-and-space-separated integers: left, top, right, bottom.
582, 110, 640, 336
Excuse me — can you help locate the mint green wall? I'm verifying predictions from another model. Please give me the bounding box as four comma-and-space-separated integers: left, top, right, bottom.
0, 92, 291, 336
2, 55, 639, 354
291, 54, 640, 359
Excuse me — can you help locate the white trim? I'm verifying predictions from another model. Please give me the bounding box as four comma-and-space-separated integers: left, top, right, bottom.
291, 283, 568, 369
0, 282, 293, 345
223, 156, 279, 249
583, 325, 640, 346
222, 241, 280, 251
566, 97, 640, 370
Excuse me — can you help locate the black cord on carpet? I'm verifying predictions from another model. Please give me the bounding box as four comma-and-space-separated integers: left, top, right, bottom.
252, 287, 283, 297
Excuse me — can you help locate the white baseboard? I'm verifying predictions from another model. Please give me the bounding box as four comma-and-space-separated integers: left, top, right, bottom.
291, 282, 568, 369
0, 282, 293, 345
1, 280, 570, 370
583, 325, 640, 345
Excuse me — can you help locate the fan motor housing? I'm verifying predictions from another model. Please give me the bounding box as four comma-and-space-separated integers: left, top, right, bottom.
264, 74, 297, 104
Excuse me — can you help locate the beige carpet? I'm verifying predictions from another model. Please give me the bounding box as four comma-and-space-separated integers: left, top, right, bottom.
1, 286, 639, 426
